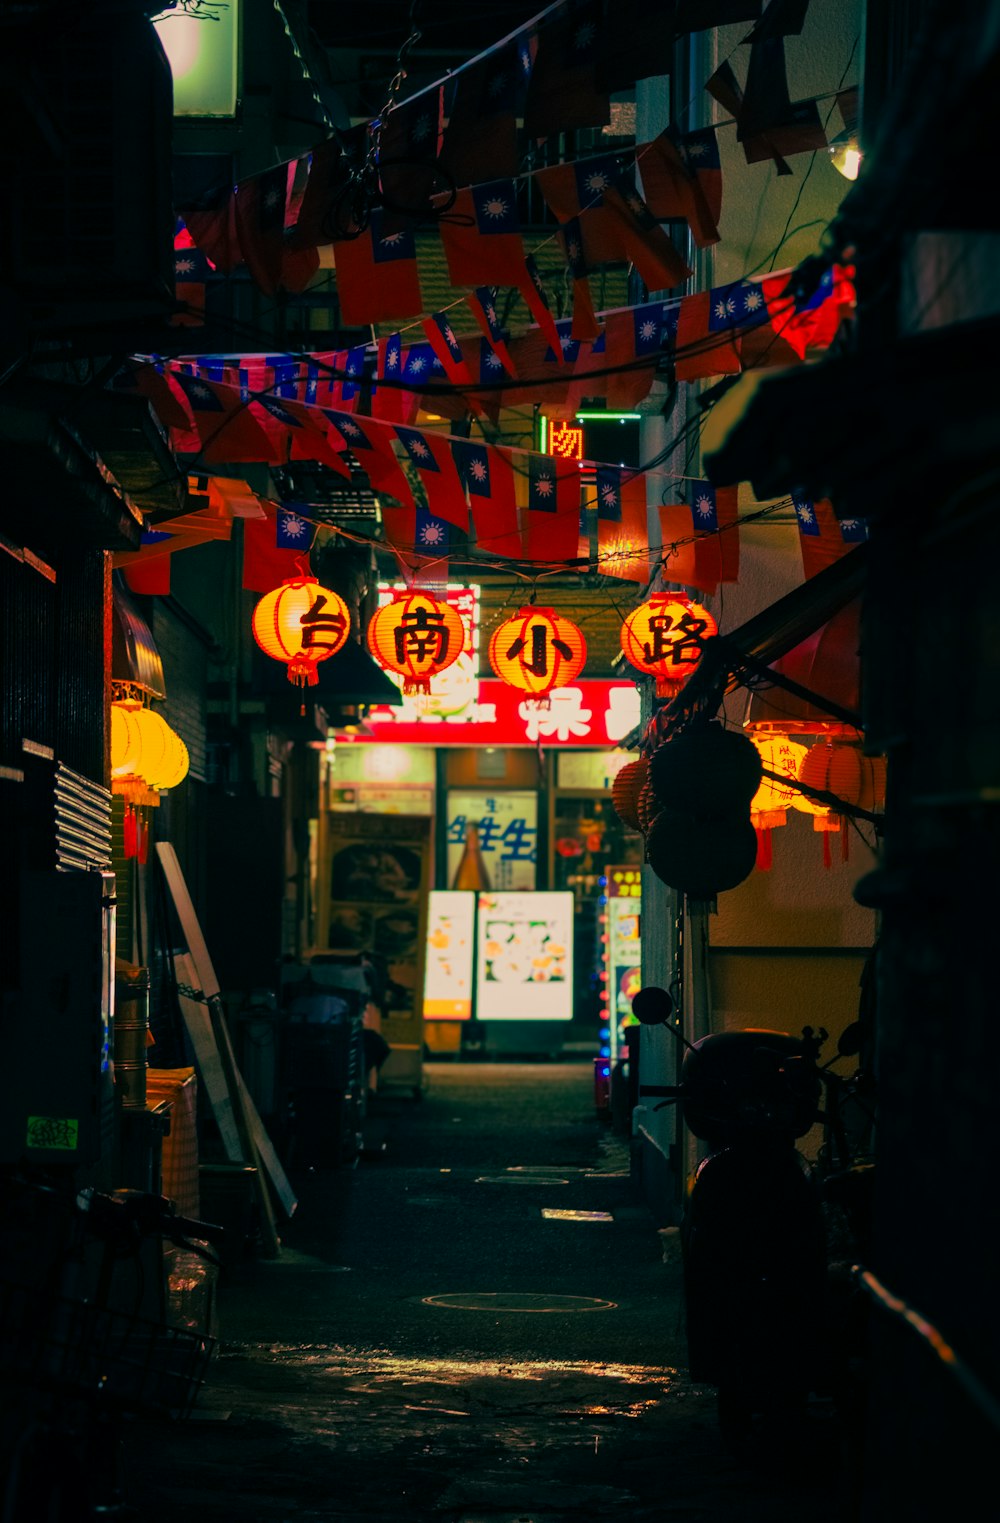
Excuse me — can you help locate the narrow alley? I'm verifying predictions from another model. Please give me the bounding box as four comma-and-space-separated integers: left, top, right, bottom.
123, 1064, 845, 1522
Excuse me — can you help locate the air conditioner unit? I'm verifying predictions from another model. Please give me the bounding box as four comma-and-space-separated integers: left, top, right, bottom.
0, 10, 174, 332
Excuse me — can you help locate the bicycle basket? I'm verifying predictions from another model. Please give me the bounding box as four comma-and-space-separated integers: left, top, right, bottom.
0, 1278, 215, 1419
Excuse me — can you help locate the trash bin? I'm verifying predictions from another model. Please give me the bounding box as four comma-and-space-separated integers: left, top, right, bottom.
283, 993, 363, 1168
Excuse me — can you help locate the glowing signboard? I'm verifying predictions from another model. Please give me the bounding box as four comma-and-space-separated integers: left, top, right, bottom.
355, 679, 641, 747
605, 867, 642, 1062
423, 891, 476, 1020
547, 421, 585, 461
475, 892, 574, 1021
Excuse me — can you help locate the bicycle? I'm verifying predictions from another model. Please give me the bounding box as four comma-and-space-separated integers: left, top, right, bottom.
0, 1173, 224, 1521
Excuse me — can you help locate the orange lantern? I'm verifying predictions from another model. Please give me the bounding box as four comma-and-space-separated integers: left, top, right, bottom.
799, 743, 887, 865
611, 757, 648, 831
621, 595, 717, 698
749, 736, 809, 869
488, 607, 587, 699
252, 575, 350, 687
367, 589, 465, 695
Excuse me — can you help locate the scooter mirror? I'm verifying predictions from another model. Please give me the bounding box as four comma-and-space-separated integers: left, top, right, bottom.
838, 1021, 862, 1057
632, 986, 675, 1026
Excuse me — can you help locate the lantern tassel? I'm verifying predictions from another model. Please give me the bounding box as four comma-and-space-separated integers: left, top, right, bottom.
755, 826, 772, 870
841, 816, 850, 862
823, 830, 832, 869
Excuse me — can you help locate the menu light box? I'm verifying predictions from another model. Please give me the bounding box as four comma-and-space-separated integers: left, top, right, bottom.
475, 892, 574, 1021
423, 891, 476, 1021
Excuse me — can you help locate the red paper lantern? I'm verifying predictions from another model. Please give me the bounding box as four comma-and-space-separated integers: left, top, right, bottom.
799, 743, 887, 865
621, 594, 717, 698
488, 607, 587, 699
252, 576, 350, 687
611, 757, 648, 831
367, 589, 465, 695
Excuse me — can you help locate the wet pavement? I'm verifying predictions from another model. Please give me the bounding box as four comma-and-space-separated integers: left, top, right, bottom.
123, 1063, 851, 1521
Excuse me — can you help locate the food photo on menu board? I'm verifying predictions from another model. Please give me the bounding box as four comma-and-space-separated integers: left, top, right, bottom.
475, 892, 574, 1021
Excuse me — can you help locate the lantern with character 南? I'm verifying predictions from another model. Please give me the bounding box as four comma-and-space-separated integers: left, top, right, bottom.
367, 588, 465, 695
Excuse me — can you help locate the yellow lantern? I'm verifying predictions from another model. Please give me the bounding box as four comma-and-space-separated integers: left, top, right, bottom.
621, 595, 717, 698
749, 736, 809, 869
155, 735, 190, 791
131, 708, 173, 786
110, 704, 142, 778
252, 575, 350, 687
367, 589, 465, 695
488, 607, 587, 699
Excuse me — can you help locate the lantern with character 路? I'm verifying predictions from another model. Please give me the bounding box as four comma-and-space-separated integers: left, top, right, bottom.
620, 594, 718, 699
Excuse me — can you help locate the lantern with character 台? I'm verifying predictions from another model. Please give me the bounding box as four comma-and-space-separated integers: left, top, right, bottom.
252, 575, 350, 688
367, 588, 465, 695
621, 595, 717, 699
488, 607, 587, 700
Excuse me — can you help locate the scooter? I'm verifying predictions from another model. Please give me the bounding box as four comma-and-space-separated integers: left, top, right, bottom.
633, 988, 829, 1453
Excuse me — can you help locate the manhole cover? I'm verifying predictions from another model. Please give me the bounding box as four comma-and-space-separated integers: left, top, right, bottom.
541, 1209, 614, 1222
475, 1175, 569, 1186
422, 1292, 616, 1313
506, 1166, 589, 1175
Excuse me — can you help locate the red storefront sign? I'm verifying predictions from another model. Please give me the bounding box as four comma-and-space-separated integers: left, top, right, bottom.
346, 679, 641, 747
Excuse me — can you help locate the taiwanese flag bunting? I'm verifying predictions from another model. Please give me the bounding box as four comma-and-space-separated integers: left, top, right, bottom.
559, 219, 601, 342
331, 345, 369, 410
524, 0, 609, 136
794, 494, 868, 578
466, 287, 516, 376
333, 209, 423, 326
321, 410, 415, 513
394, 426, 470, 529
172, 227, 214, 327
378, 88, 445, 231
423, 312, 475, 387
370, 333, 414, 424
600, 305, 672, 409
658, 481, 740, 594
235, 160, 320, 295
438, 42, 522, 189
113, 363, 194, 435
452, 439, 522, 557
177, 185, 240, 274
255, 395, 352, 475
291, 134, 363, 251
639, 128, 723, 249
414, 506, 452, 558
739, 33, 827, 161
536, 156, 689, 294
171, 373, 283, 464
593, 464, 650, 582
242, 503, 311, 592
596, 0, 683, 91
522, 451, 584, 563
522, 254, 566, 364
439, 181, 529, 288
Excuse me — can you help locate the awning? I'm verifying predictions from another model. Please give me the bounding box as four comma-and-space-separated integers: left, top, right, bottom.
111, 577, 166, 699
657, 544, 868, 733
